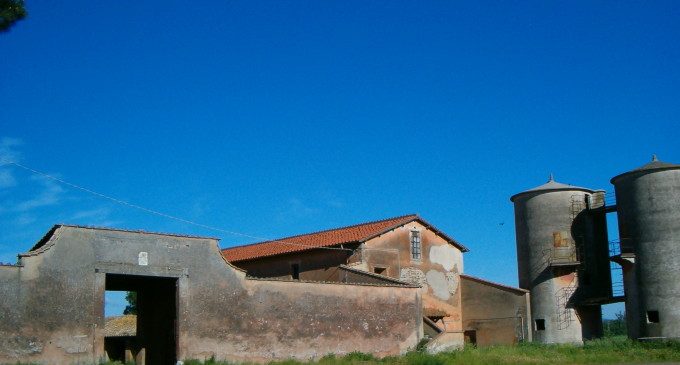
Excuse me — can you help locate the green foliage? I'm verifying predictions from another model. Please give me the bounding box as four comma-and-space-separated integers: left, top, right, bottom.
6, 339, 680, 365
0, 0, 26, 32
183, 357, 231, 365
176, 337, 680, 365
123, 291, 137, 315
603, 311, 627, 337
341, 352, 376, 361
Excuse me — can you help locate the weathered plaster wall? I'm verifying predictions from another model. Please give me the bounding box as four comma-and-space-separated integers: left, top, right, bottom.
327, 265, 415, 286
362, 221, 464, 347
460, 275, 531, 346
196, 278, 421, 362
513, 190, 598, 344
0, 226, 422, 365
613, 167, 680, 339
0, 265, 31, 358
224, 219, 466, 351
234, 246, 358, 281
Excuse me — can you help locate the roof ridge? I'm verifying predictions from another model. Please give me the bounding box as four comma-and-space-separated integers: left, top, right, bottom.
222, 214, 418, 251
338, 264, 416, 286
59, 224, 220, 240
25, 224, 220, 257
244, 275, 420, 288
460, 273, 529, 293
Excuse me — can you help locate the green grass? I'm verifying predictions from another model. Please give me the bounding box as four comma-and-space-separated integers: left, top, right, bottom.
6, 337, 680, 365
180, 337, 680, 365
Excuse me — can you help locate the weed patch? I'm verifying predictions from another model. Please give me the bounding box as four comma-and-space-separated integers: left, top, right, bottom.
179, 337, 680, 365
4, 338, 680, 365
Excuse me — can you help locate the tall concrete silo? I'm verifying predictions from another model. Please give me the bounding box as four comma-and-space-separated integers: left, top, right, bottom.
611, 155, 680, 339
511, 176, 610, 344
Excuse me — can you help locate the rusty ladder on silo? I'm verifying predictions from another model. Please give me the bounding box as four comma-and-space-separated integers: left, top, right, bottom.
608, 239, 626, 298
555, 272, 578, 330
570, 195, 585, 220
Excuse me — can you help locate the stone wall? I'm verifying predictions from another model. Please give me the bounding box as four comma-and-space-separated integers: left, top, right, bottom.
460, 274, 531, 346
0, 225, 422, 364
233, 245, 358, 281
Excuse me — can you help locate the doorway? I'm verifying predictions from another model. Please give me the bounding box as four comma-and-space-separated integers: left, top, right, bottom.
105, 274, 178, 364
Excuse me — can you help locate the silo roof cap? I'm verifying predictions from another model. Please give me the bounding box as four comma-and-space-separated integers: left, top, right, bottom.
611, 155, 680, 184
510, 174, 598, 202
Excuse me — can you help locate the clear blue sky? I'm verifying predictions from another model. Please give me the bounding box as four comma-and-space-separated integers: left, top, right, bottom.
1, 1, 678, 318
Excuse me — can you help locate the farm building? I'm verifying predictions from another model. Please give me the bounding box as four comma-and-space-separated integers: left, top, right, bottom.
0, 214, 532, 364
222, 214, 532, 349
0, 225, 422, 364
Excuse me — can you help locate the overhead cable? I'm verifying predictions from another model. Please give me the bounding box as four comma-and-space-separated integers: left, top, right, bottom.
4, 161, 352, 252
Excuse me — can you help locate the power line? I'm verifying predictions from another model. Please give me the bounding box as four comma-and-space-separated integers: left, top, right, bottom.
3, 161, 352, 252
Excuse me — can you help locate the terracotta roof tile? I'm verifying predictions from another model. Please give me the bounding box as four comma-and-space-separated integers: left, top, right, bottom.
222, 214, 468, 262
222, 214, 417, 262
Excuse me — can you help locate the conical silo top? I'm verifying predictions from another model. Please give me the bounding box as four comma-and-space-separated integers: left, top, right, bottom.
510, 174, 597, 202
611, 155, 680, 184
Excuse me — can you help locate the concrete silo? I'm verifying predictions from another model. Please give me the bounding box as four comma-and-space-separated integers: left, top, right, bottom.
511, 176, 610, 344
611, 155, 680, 339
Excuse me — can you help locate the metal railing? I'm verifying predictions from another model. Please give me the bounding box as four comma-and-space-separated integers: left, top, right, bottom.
609, 238, 634, 256
555, 273, 578, 330
610, 262, 625, 297
543, 245, 580, 266
603, 191, 617, 207
609, 239, 621, 256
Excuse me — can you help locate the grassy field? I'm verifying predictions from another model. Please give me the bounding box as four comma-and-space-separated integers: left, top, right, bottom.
7, 337, 680, 365
175, 337, 680, 365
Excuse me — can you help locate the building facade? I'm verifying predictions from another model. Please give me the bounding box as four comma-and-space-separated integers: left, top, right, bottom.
0, 225, 422, 364
223, 214, 531, 349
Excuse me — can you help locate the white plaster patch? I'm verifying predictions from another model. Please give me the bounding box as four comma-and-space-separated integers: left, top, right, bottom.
399, 267, 426, 286
445, 272, 459, 295
429, 245, 458, 271
138, 251, 148, 266
426, 270, 450, 301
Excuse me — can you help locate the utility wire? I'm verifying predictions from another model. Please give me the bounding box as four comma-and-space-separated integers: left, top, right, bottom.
3, 161, 352, 252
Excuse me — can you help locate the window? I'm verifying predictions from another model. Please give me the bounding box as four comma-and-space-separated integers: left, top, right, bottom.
291, 263, 300, 280
410, 231, 422, 260
464, 330, 477, 346
535, 319, 545, 331
647, 311, 660, 323
373, 267, 387, 275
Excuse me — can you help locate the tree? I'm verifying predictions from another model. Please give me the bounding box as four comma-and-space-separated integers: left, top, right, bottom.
0, 0, 26, 32
123, 291, 137, 315
603, 311, 627, 337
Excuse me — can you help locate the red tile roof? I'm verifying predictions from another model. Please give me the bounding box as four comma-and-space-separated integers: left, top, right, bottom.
222, 214, 468, 262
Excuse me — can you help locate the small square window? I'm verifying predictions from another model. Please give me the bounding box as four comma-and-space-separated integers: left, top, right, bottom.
647, 311, 660, 323
535, 319, 546, 331
374, 267, 386, 275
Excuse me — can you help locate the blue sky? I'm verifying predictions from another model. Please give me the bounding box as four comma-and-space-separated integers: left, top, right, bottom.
1, 1, 678, 318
